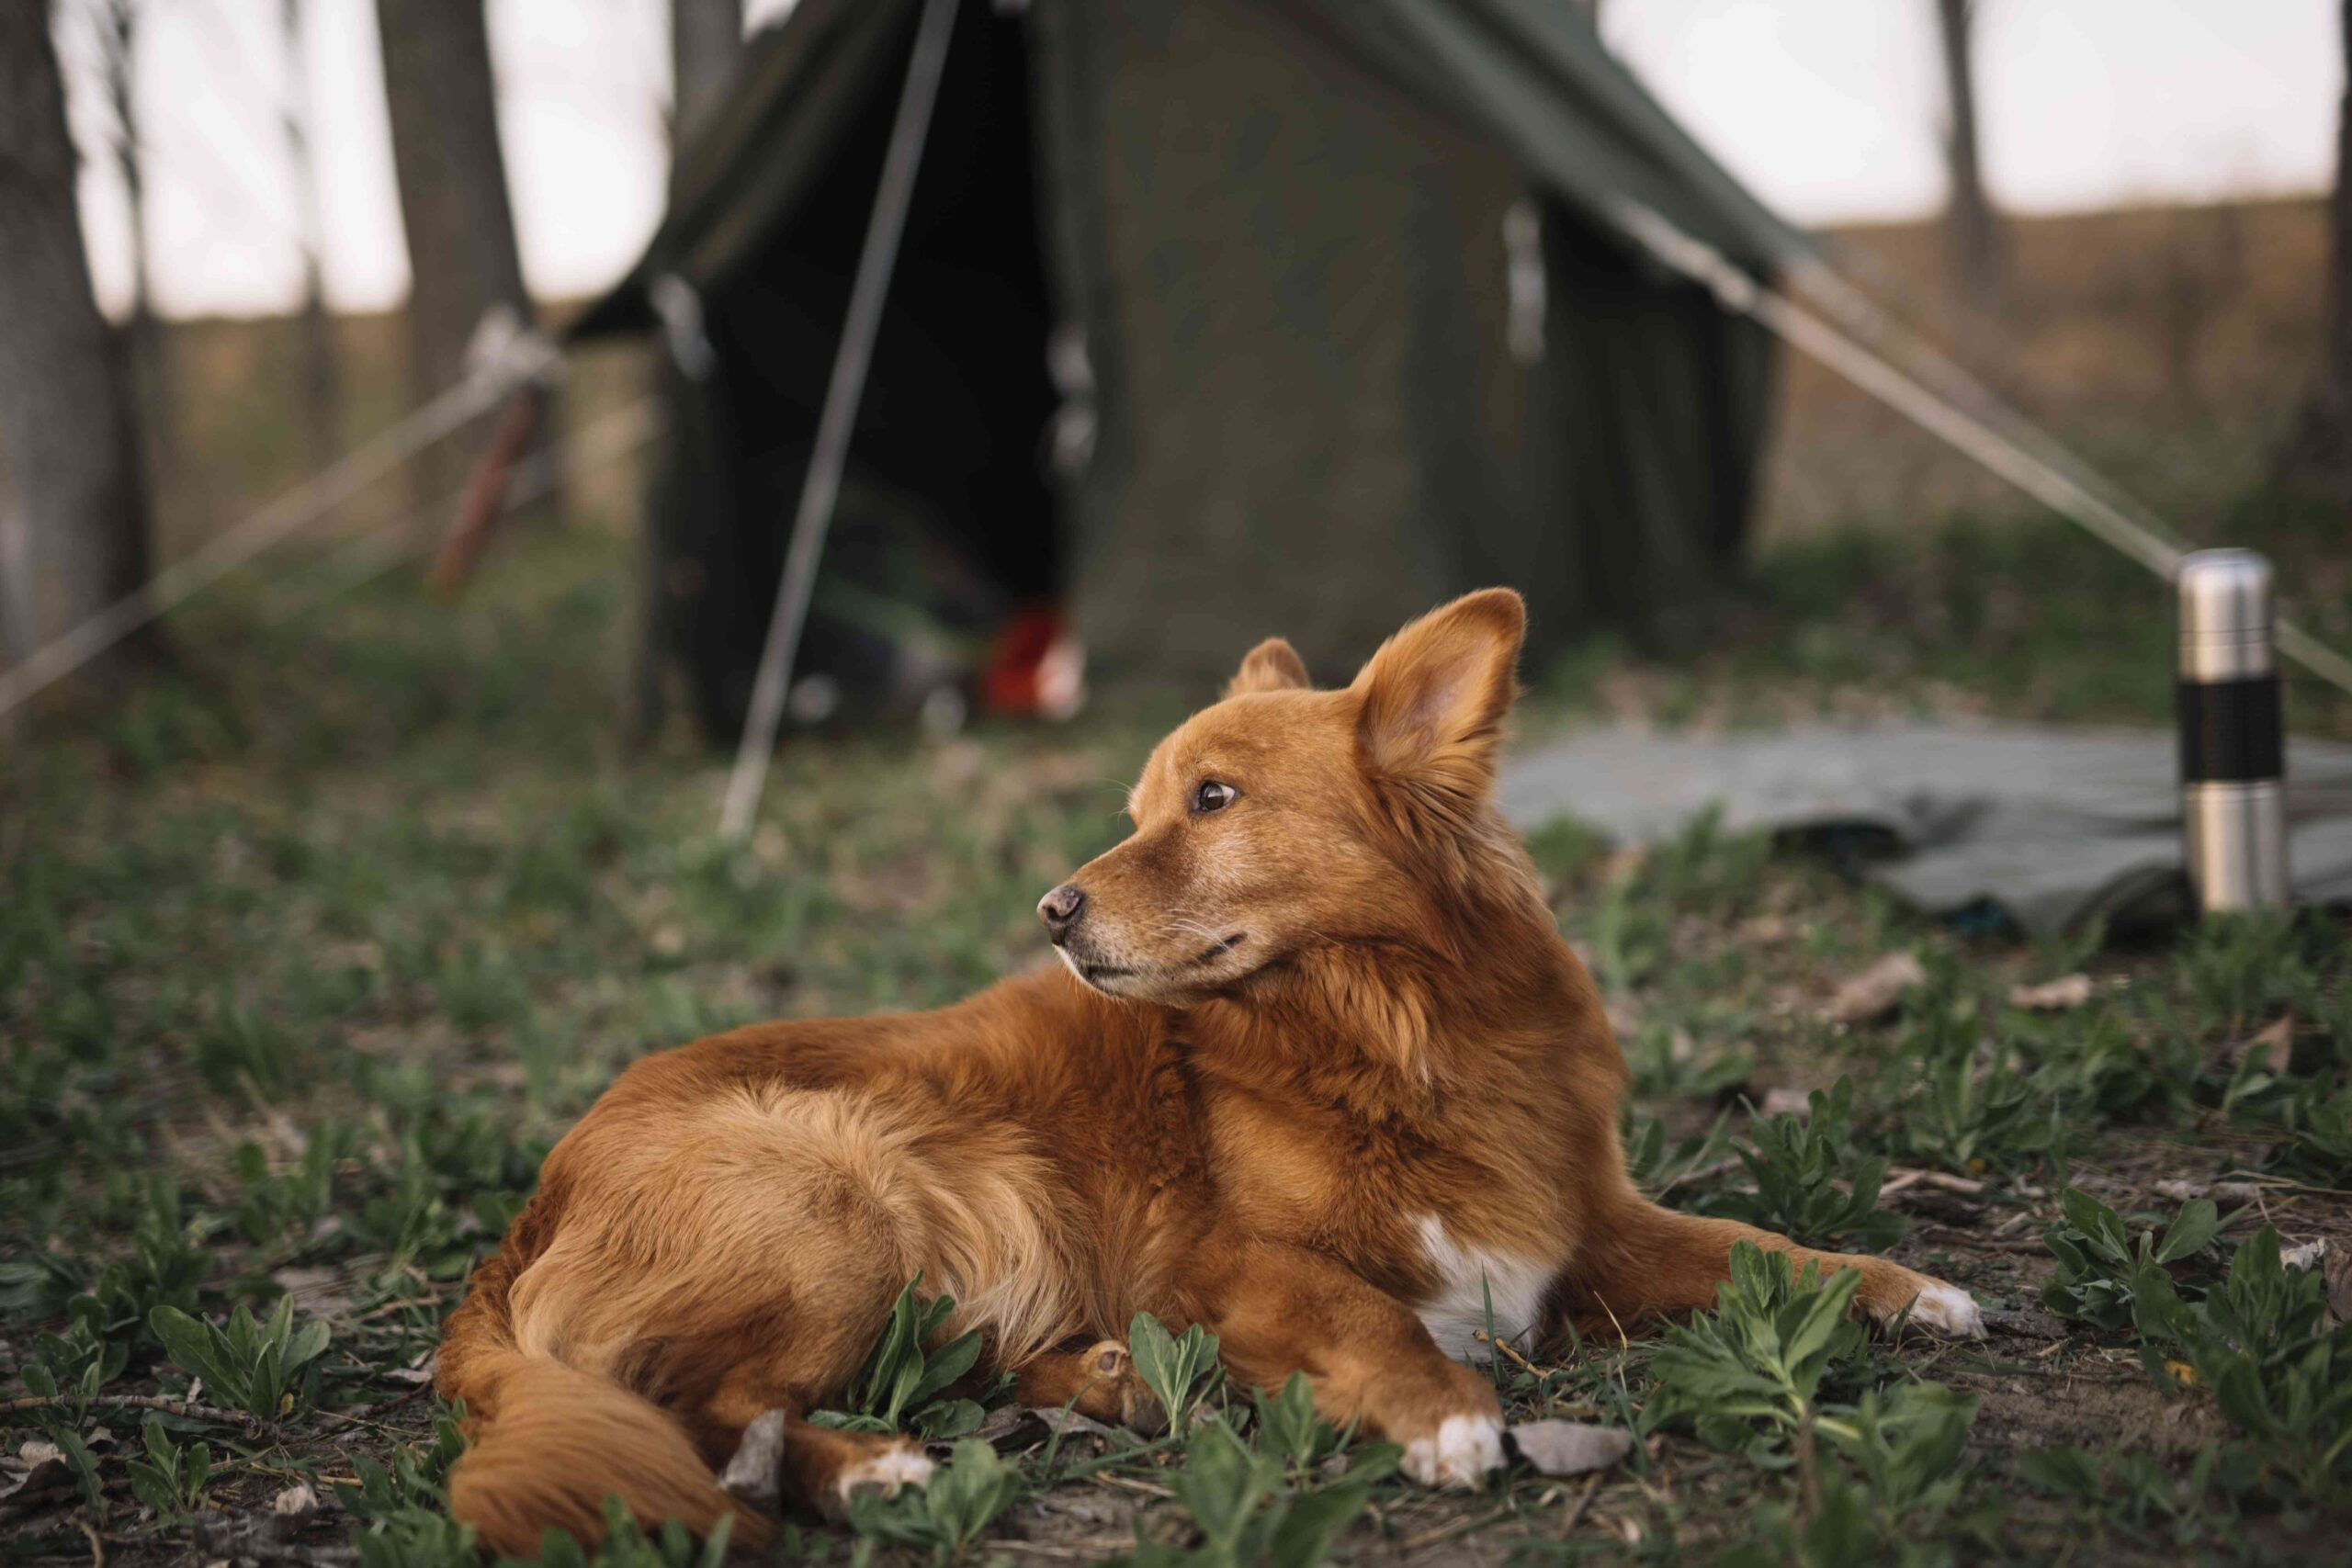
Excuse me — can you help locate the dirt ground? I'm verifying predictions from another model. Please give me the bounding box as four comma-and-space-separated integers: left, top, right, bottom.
6, 198, 2352, 1565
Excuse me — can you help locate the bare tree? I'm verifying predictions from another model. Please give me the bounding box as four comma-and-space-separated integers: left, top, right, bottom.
0, 0, 153, 678
2287, 0, 2352, 492
374, 0, 535, 505
98, 0, 175, 488
281, 0, 343, 472
671, 0, 743, 154
1934, 0, 2000, 310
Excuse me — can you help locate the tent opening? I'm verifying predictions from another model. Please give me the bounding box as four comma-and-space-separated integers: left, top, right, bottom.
679, 0, 1063, 730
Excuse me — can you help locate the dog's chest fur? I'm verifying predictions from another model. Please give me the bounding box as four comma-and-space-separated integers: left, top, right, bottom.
1197, 1079, 1559, 1363
1410, 1214, 1555, 1360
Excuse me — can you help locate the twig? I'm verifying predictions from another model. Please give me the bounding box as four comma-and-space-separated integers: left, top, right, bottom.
1557, 1472, 1603, 1540
1882, 1167, 2045, 1200
1087, 1472, 1174, 1500
1398, 1506, 1514, 1552
75, 1519, 104, 1568
0, 1395, 277, 1441
1472, 1329, 1559, 1382
988, 1540, 1136, 1559
1656, 1157, 1743, 1200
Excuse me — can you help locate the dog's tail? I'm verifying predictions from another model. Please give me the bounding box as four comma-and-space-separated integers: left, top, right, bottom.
436, 1254, 768, 1559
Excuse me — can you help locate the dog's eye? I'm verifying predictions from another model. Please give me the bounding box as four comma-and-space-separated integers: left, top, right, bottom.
1193, 780, 1237, 815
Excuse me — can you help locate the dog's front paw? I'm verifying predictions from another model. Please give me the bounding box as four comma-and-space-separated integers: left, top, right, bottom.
1878, 1277, 1984, 1338
1400, 1411, 1506, 1488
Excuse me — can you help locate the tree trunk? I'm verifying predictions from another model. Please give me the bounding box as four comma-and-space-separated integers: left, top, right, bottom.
2286, 0, 2352, 491
671, 0, 744, 154
1935, 0, 2000, 310
374, 0, 535, 509
102, 0, 179, 516
281, 0, 344, 475
0, 0, 153, 679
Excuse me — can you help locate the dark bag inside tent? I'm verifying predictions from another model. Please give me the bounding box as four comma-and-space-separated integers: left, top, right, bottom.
572, 0, 1812, 740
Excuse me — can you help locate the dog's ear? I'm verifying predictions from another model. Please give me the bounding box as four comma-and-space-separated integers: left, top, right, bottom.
1351, 589, 1524, 805
1225, 637, 1312, 698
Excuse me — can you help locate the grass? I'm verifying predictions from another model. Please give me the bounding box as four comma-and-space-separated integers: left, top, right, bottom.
5, 479, 2352, 1567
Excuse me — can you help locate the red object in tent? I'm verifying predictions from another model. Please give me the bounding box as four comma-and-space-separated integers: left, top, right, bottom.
980, 604, 1086, 719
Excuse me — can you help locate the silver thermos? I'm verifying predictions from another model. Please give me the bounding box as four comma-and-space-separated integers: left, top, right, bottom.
2177, 549, 2290, 913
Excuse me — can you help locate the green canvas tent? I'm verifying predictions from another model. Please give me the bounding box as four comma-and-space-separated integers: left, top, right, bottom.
573, 0, 1813, 738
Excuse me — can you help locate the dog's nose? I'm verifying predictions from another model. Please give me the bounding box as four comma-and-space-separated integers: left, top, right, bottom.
1037, 884, 1087, 941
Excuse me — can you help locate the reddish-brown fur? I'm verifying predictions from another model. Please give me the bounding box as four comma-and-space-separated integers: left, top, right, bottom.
437, 591, 1973, 1555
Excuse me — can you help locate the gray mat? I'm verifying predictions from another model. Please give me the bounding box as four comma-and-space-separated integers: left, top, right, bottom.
1498, 722, 2352, 934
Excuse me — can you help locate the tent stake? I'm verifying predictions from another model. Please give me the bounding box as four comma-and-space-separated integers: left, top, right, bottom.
718, 0, 961, 841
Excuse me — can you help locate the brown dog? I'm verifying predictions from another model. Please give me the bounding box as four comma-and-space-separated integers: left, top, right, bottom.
436, 590, 1979, 1555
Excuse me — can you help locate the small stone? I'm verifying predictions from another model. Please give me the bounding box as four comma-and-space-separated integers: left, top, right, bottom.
1506, 1421, 1634, 1477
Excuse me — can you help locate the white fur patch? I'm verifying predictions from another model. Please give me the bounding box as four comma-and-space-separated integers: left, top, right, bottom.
1413, 1214, 1555, 1362
1902, 1280, 1985, 1338
1402, 1413, 1506, 1488
833, 1444, 934, 1506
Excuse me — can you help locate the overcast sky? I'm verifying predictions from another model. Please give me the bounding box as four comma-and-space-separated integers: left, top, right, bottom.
59, 0, 2342, 320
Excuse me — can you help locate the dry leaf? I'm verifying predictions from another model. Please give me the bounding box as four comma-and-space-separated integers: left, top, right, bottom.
2281, 1238, 2329, 1272
2154, 1178, 2259, 1204
271, 1483, 319, 1517
2231, 1015, 2295, 1074
1758, 1087, 1813, 1119
1826, 953, 1926, 1025
2007, 974, 2093, 1011
0, 1441, 72, 1507
1030, 1406, 1117, 1438
970, 1406, 1050, 1453
1507, 1421, 1634, 1477
2325, 1249, 2352, 1327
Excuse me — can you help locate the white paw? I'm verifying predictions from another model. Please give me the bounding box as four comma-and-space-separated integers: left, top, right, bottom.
1402, 1413, 1506, 1488
832, 1443, 934, 1507
1901, 1280, 1985, 1338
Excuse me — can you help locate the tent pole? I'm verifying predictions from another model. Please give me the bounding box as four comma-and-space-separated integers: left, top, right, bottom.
718, 0, 961, 840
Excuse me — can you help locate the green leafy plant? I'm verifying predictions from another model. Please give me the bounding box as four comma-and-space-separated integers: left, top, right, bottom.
17, 1312, 129, 1415
815, 1276, 987, 1439
2177, 915, 2310, 1033
845, 1438, 1022, 1563
1820, 1381, 1979, 1526
2018, 1445, 2227, 1552
521, 1497, 734, 1568
2133, 1228, 2352, 1505
126, 1415, 212, 1519
232, 1132, 348, 1253
1121, 1416, 1396, 1568
1706, 1079, 1906, 1249
1645, 1241, 1867, 1461
149, 1296, 332, 1422
1250, 1372, 1341, 1472
2248, 1073, 2352, 1181
1128, 1311, 1224, 1432
73, 1173, 212, 1348
2040, 1190, 2222, 1333
1623, 1108, 1735, 1197
1891, 972, 2066, 1178
1623, 1018, 1754, 1102
335, 1402, 476, 1568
